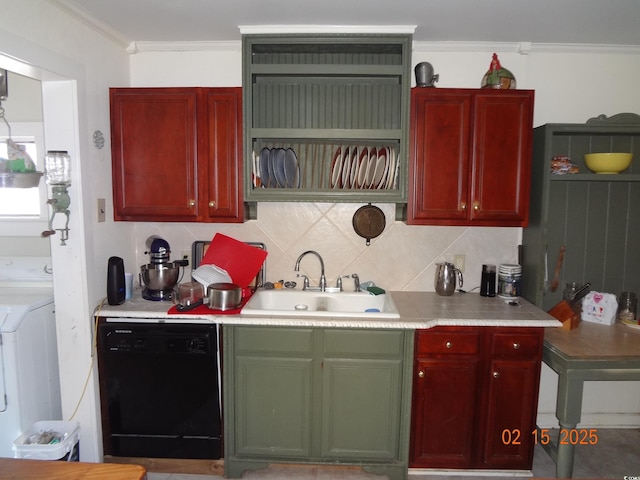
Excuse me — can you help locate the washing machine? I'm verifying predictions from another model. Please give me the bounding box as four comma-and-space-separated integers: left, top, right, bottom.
0, 256, 60, 458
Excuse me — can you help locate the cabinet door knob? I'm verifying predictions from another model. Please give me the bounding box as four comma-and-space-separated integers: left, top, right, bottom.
445, 341, 452, 349
493, 371, 500, 378
473, 202, 480, 211
513, 342, 521, 350
208, 201, 216, 208
188, 200, 196, 207
460, 202, 467, 211
418, 370, 425, 378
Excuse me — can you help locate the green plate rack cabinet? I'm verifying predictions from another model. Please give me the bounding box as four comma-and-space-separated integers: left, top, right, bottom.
242, 34, 412, 217
522, 113, 640, 311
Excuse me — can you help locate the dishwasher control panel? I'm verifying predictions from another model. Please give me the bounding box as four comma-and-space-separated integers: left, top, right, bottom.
101, 321, 214, 355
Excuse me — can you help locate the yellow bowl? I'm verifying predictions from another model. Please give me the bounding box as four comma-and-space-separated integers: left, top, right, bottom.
584, 152, 633, 174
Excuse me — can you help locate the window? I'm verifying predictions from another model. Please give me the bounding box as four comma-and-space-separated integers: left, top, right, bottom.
0, 122, 47, 219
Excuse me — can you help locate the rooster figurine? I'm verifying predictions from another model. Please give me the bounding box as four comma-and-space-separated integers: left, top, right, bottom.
481, 53, 516, 89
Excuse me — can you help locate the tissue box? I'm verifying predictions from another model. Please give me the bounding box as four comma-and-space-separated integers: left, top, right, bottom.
581, 291, 618, 325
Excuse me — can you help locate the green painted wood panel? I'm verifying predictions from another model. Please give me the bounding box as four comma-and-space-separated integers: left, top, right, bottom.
243, 34, 411, 204
321, 358, 402, 459
234, 326, 313, 355
235, 356, 314, 457
323, 329, 404, 356
523, 118, 640, 311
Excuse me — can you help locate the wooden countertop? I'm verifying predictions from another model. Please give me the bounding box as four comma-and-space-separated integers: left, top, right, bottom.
544, 321, 640, 360
0, 458, 146, 479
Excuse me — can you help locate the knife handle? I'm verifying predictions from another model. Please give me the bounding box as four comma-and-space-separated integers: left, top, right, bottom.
549, 245, 566, 293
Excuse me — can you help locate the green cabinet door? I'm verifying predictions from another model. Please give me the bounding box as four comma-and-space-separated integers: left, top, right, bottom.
232, 327, 314, 458
321, 357, 402, 459
321, 329, 404, 460
235, 356, 313, 457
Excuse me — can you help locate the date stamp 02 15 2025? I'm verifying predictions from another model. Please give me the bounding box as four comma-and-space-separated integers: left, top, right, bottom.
502, 428, 640, 478
501, 428, 599, 446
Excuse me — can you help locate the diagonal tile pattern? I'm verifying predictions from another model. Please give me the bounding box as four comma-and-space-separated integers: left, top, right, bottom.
134, 203, 521, 292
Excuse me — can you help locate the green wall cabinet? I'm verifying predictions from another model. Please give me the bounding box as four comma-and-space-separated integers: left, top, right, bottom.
242, 34, 412, 210
522, 114, 640, 310
224, 326, 414, 480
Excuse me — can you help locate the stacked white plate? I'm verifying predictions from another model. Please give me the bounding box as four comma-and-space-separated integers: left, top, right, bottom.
331, 145, 398, 190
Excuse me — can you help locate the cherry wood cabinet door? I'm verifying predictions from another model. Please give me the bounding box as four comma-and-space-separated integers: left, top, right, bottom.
410, 328, 482, 468
201, 88, 243, 222
480, 357, 540, 468
111, 88, 199, 221
480, 328, 543, 469
408, 88, 534, 226
408, 89, 471, 223
110, 87, 244, 222
470, 91, 534, 225
410, 357, 480, 468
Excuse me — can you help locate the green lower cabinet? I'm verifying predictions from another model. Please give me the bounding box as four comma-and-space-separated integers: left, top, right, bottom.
224, 326, 413, 480
321, 358, 402, 460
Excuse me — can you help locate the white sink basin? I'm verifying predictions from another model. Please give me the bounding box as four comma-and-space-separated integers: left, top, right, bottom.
241, 289, 400, 318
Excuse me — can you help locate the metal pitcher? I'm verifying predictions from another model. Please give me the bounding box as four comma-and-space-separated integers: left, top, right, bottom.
434, 262, 463, 296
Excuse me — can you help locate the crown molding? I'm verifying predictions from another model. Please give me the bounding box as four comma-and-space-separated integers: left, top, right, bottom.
127, 41, 242, 54
238, 25, 417, 36
413, 40, 640, 55
48, 0, 130, 48
130, 38, 640, 55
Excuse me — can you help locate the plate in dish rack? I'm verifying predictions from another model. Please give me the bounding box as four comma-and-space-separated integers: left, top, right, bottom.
259, 148, 270, 188
283, 148, 300, 188
331, 146, 343, 188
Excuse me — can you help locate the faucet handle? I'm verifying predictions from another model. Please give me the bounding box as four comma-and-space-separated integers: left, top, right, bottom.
296, 273, 310, 290
351, 273, 361, 292
336, 275, 350, 291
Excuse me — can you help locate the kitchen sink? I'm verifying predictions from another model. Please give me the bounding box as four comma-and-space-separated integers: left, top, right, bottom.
241, 289, 400, 318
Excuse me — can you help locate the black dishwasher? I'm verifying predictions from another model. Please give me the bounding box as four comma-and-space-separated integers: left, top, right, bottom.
97, 321, 221, 459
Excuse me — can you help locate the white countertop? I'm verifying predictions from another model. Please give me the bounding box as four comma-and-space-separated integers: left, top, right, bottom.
98, 288, 560, 329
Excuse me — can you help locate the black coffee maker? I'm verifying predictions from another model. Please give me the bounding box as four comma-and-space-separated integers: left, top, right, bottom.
480, 264, 497, 297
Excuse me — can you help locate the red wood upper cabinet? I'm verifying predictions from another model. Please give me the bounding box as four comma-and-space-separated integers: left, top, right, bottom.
110, 87, 244, 223
408, 88, 534, 226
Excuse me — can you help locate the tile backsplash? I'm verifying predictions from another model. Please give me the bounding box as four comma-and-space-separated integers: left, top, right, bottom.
133, 202, 521, 292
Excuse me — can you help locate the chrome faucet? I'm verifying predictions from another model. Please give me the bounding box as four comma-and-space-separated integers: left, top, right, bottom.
352, 273, 361, 292
294, 250, 326, 291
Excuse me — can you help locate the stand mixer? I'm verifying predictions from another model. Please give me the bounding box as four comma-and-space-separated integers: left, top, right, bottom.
139, 236, 188, 301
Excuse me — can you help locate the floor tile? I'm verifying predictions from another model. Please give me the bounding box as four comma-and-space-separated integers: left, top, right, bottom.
146, 428, 640, 479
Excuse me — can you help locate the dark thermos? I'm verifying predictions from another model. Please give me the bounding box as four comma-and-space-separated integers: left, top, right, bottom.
107, 256, 126, 305
480, 264, 496, 297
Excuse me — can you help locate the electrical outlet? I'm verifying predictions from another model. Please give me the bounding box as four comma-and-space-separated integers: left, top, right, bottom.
181, 249, 191, 267
97, 198, 105, 223
453, 254, 465, 272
